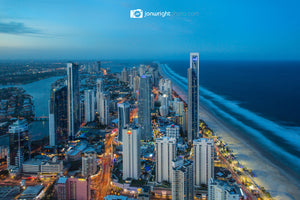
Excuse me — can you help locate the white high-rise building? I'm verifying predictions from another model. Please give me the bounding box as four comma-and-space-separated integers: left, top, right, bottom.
151, 94, 155, 110
118, 102, 130, 141
188, 53, 199, 142
84, 90, 95, 123
159, 79, 172, 98
193, 138, 214, 186
172, 159, 194, 200
159, 94, 169, 117
96, 78, 104, 114
166, 124, 180, 139
155, 137, 177, 183
208, 178, 241, 200
173, 98, 184, 116
123, 125, 141, 180
99, 91, 110, 126
82, 151, 97, 177
67, 62, 80, 140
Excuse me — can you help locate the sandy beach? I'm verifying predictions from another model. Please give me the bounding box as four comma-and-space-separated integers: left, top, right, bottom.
160, 65, 300, 200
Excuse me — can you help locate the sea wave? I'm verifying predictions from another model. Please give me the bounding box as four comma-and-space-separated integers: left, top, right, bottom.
160, 63, 300, 168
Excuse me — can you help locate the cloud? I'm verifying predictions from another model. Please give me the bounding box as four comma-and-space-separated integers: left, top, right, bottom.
0, 21, 41, 35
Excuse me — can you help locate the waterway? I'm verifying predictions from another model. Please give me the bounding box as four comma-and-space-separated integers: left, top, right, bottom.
0, 76, 65, 142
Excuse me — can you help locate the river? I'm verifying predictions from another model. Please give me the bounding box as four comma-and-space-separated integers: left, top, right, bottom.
0, 76, 65, 141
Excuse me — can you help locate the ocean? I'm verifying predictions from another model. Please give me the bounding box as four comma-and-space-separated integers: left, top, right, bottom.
160, 60, 300, 199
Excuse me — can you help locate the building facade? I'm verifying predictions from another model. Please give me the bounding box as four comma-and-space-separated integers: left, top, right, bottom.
155, 137, 177, 183
172, 159, 194, 200
193, 138, 214, 186
122, 125, 141, 180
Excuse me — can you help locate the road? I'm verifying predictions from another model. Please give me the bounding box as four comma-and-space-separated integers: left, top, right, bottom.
214, 143, 256, 200
91, 129, 116, 199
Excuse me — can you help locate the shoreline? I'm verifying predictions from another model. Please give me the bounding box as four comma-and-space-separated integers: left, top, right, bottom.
159, 64, 300, 200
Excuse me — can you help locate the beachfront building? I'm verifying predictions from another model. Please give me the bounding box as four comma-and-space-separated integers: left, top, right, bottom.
155, 137, 177, 183
193, 138, 214, 186
187, 53, 199, 142
67, 62, 80, 140
172, 159, 194, 200
208, 178, 242, 200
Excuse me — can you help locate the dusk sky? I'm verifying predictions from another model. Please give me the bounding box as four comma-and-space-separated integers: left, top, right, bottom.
0, 0, 299, 60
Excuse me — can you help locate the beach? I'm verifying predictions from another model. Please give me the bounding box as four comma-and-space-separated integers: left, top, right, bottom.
159, 64, 300, 200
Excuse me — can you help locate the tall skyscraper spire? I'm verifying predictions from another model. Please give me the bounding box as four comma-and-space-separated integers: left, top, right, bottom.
188, 53, 199, 142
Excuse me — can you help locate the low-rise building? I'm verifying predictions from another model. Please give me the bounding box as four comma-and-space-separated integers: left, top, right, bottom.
208, 178, 242, 200
17, 185, 43, 200
55, 176, 91, 200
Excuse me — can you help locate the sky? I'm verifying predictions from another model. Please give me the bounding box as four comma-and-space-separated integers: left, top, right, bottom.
0, 0, 299, 60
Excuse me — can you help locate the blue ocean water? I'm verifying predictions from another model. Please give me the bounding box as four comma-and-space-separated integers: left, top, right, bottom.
161, 60, 300, 179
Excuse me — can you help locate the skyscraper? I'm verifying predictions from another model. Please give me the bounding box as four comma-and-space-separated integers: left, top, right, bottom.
118, 102, 130, 141
121, 67, 128, 82
49, 84, 68, 146
96, 78, 104, 115
193, 138, 214, 186
99, 91, 110, 126
138, 75, 152, 140
155, 137, 177, 183
188, 53, 199, 142
122, 124, 141, 180
172, 159, 194, 200
7, 120, 30, 169
67, 62, 80, 140
84, 90, 95, 123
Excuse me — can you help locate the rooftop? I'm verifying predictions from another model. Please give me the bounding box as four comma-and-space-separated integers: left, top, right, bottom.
57, 177, 68, 184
